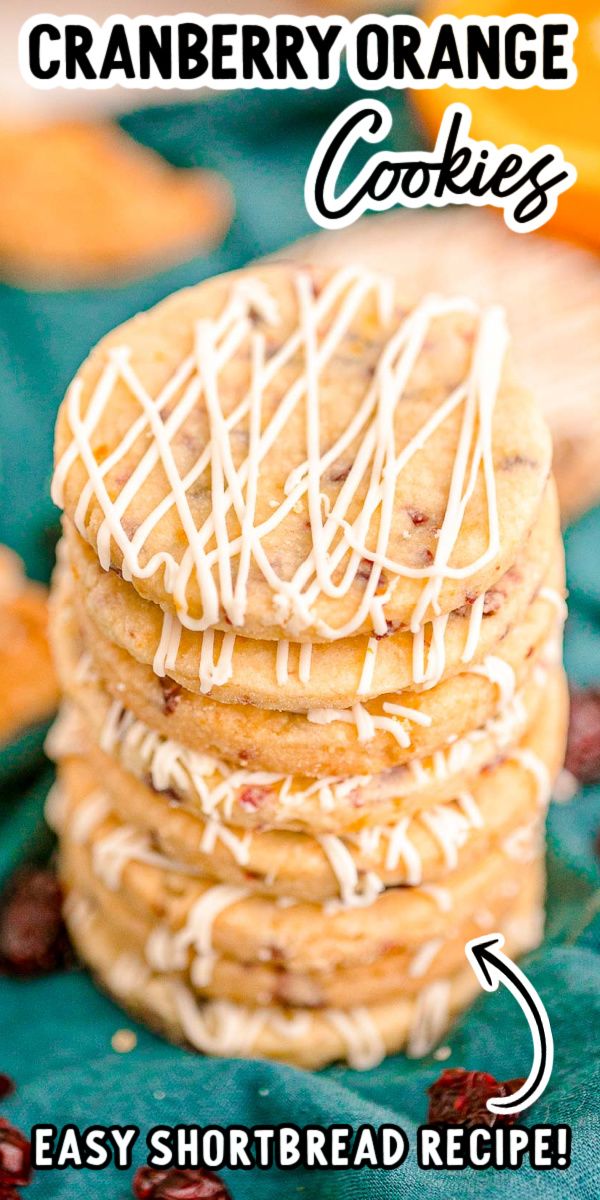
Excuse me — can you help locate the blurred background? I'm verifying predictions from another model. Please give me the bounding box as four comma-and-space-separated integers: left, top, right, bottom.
0, 6, 599, 1193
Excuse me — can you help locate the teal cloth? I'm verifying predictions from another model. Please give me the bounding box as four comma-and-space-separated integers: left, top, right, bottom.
0, 89, 599, 1199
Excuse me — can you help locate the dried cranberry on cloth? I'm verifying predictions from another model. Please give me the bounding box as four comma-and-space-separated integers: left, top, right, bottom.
0, 1118, 32, 1192
0, 867, 71, 978
427, 1068, 524, 1126
133, 1167, 231, 1200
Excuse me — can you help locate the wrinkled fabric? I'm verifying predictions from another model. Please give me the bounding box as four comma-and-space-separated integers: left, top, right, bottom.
0, 91, 598, 1198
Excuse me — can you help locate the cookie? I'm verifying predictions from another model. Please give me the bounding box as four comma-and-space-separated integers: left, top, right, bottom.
50, 667, 566, 901
62, 479, 560, 708
50, 588, 564, 834
53, 263, 552, 640
284, 209, 600, 523
59, 799, 541, 975
48, 261, 564, 1070
0, 121, 232, 287
56, 558, 562, 777
62, 872, 543, 1068
61, 837, 543, 1010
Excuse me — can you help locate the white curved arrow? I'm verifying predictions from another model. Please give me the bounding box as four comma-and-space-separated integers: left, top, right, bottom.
465, 933, 553, 1114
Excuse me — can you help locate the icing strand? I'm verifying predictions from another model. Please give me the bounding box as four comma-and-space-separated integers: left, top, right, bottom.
307, 702, 413, 748
147, 885, 247, 987
53, 268, 508, 641
418, 884, 453, 913
469, 655, 516, 705
70, 790, 111, 844
408, 937, 444, 980
91, 822, 202, 890
276, 640, 290, 685
406, 980, 451, 1057
324, 1007, 386, 1070
538, 586, 568, 620
318, 834, 384, 907
461, 593, 486, 663
173, 985, 267, 1057
509, 748, 551, 808
357, 637, 378, 696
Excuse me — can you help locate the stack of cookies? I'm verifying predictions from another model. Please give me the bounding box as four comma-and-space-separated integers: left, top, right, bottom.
46, 264, 567, 1069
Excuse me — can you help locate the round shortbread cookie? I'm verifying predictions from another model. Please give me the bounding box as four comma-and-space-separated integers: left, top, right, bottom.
50, 597, 562, 833
62, 481, 561, 709
58, 808, 542, 974
0, 549, 58, 746
284, 207, 600, 523
61, 850, 542, 1010
59, 562, 563, 777
52, 670, 566, 900
53, 263, 552, 641
63, 889, 543, 1069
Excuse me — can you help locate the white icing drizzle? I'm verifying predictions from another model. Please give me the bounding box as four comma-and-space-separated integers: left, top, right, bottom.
412, 613, 450, 690
153, 609, 237, 695
154, 613, 331, 693
538, 586, 568, 621
318, 834, 384, 907
382, 701, 432, 726
91, 823, 201, 890
502, 820, 542, 863
418, 884, 453, 913
419, 803, 473, 870
382, 818, 422, 884
408, 937, 444, 980
146, 885, 247, 988
73, 650, 98, 684
509, 747, 551, 808
324, 1007, 385, 1070
53, 268, 509, 642
469, 655, 516, 705
44, 705, 84, 762
552, 768, 578, 804
70, 789, 110, 844
44, 783, 68, 833
461, 592, 486, 663
199, 818, 253, 867
105, 951, 150, 996
275, 639, 290, 685
406, 980, 451, 1058
357, 637, 379, 696
173, 986, 267, 1057
269, 1011, 312, 1039
456, 790, 485, 828
298, 641, 312, 685
307, 701, 422, 748
63, 891, 94, 934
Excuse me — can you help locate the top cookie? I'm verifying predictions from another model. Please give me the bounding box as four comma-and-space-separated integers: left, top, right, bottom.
53, 263, 552, 641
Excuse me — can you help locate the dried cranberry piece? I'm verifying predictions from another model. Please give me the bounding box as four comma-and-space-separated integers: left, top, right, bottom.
159, 677, 182, 715
0, 867, 71, 978
565, 688, 600, 785
427, 1068, 525, 1127
132, 1167, 231, 1200
0, 1076, 15, 1102
0, 1119, 31, 1188
238, 786, 268, 811
407, 508, 428, 526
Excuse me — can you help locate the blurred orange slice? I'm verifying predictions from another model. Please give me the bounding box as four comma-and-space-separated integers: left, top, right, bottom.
414, 1, 600, 249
